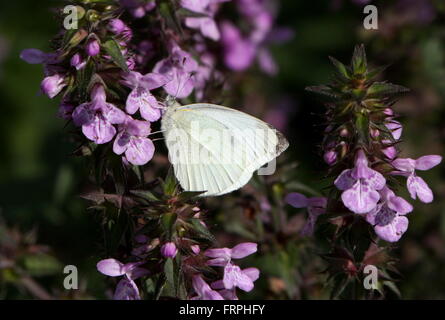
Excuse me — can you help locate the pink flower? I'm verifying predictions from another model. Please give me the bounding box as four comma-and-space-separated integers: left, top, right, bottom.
153, 44, 198, 98
160, 242, 178, 258
205, 242, 257, 266
122, 71, 169, 122
211, 267, 260, 296
181, 0, 229, 41
113, 117, 155, 166
97, 258, 149, 300
72, 85, 126, 144
334, 150, 386, 214
220, 21, 256, 71
222, 264, 259, 292
285, 193, 327, 236
392, 155, 442, 203
365, 187, 412, 242
40, 74, 66, 98
190, 275, 224, 300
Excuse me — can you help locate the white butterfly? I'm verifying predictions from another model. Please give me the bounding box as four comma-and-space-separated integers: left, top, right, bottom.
161, 103, 289, 197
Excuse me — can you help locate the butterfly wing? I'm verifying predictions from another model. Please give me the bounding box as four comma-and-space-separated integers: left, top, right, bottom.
161, 103, 289, 196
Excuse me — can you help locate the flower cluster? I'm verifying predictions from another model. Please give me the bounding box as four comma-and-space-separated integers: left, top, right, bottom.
190, 242, 259, 300
308, 45, 442, 242
20, 0, 287, 167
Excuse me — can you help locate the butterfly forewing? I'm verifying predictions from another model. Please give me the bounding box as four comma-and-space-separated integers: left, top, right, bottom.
161, 103, 289, 196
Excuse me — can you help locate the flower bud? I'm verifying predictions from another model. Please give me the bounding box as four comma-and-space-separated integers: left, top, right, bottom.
382, 146, 397, 160
323, 150, 337, 166
339, 128, 349, 137
161, 242, 178, 258
108, 19, 126, 34
41, 74, 66, 98
70, 53, 86, 70
371, 128, 380, 138
86, 38, 100, 56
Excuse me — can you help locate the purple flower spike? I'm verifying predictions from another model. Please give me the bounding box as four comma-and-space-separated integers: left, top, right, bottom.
335, 150, 386, 214
113, 117, 155, 166
191, 275, 224, 300
72, 85, 126, 144
160, 242, 178, 258
366, 187, 412, 242
392, 155, 442, 203
223, 263, 259, 292
41, 74, 66, 98
123, 71, 170, 121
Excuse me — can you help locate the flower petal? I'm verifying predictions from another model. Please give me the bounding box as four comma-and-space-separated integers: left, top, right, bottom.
126, 87, 162, 121
375, 216, 408, 243
105, 104, 127, 124
125, 137, 155, 166
20, 48, 48, 64
113, 132, 130, 155
334, 169, 355, 191
223, 264, 254, 292
97, 258, 125, 277
284, 193, 308, 208
392, 158, 416, 172
242, 267, 260, 282
72, 103, 93, 126
82, 115, 116, 144
341, 180, 380, 214
415, 155, 442, 171
407, 175, 433, 203
230, 243, 257, 259
113, 278, 140, 300
140, 72, 170, 91
200, 18, 221, 41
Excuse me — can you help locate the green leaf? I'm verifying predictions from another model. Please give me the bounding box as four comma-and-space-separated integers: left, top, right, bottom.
329, 56, 350, 79
130, 189, 160, 202
367, 82, 410, 98
190, 218, 216, 243
163, 167, 178, 196
103, 39, 129, 72
351, 44, 367, 74
20, 254, 62, 277
305, 85, 340, 100
161, 212, 177, 238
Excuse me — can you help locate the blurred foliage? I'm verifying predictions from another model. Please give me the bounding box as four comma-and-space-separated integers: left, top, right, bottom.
0, 0, 445, 299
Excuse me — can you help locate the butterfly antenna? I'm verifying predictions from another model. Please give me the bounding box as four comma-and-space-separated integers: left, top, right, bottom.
152, 137, 165, 142
149, 130, 166, 136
